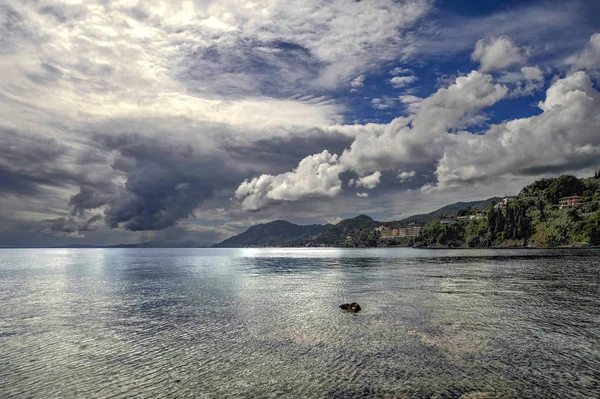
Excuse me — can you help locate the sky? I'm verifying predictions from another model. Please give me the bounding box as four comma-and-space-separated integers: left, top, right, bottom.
1, 0, 600, 247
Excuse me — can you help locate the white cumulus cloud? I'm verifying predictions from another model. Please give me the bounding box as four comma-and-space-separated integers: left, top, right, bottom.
349, 171, 382, 189
472, 36, 525, 72
568, 33, 600, 78
434, 71, 600, 189
235, 70, 509, 208
234, 150, 346, 211
389, 75, 418, 88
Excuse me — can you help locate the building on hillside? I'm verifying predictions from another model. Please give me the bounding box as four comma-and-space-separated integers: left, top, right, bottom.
456, 216, 470, 222
392, 228, 399, 237
558, 195, 582, 209
398, 224, 422, 237
470, 213, 486, 220
495, 196, 517, 209
344, 236, 354, 246
379, 226, 394, 239
440, 218, 456, 225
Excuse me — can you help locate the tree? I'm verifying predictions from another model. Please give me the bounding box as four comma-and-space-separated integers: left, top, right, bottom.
585, 211, 600, 245
457, 206, 472, 217
543, 175, 584, 204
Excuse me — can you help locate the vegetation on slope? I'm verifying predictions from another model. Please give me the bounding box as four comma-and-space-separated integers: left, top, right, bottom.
212, 220, 328, 247
389, 198, 500, 227
416, 172, 600, 248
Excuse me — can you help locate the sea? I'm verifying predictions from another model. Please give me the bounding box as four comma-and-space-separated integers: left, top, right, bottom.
0, 248, 599, 398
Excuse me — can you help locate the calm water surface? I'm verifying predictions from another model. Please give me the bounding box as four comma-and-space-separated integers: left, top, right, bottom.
0, 248, 599, 398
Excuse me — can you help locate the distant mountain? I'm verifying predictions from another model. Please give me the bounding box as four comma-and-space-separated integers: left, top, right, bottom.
212, 220, 329, 248
212, 200, 500, 248
336, 214, 381, 230
393, 197, 501, 226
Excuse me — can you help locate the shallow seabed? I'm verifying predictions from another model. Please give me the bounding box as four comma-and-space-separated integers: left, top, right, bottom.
1, 248, 599, 398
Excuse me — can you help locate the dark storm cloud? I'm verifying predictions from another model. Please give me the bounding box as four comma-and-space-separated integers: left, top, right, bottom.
0, 166, 50, 196
0, 129, 76, 195
69, 186, 114, 217
41, 214, 102, 237
518, 157, 600, 177
0, 128, 67, 165
74, 132, 245, 231
104, 161, 212, 231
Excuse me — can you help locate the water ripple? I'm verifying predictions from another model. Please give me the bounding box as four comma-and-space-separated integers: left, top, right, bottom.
0, 248, 599, 398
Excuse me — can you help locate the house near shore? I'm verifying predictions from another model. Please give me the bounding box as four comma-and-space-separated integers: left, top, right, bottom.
398, 224, 422, 237
378, 226, 394, 239
378, 224, 422, 239
379, 226, 400, 239
558, 196, 582, 209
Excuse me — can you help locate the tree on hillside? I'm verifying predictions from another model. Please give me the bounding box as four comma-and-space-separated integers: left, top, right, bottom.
585, 211, 600, 245
457, 206, 472, 217
464, 219, 490, 247
420, 220, 464, 247
486, 205, 504, 241
544, 175, 584, 204
520, 178, 555, 197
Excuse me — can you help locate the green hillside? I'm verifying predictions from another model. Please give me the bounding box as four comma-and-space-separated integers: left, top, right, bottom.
416, 172, 600, 248
392, 198, 500, 226
213, 203, 491, 248
212, 220, 328, 248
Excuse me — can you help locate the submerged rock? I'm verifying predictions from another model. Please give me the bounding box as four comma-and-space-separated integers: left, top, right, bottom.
339, 302, 361, 313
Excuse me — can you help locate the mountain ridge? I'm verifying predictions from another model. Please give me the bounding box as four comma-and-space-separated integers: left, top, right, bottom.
212, 198, 498, 248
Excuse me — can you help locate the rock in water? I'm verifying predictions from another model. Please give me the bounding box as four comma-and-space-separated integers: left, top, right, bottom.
339, 302, 361, 312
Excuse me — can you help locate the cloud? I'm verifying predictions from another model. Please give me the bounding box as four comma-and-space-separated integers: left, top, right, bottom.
498, 66, 545, 97
568, 33, 600, 77
413, 1, 596, 67
242, 67, 596, 209
398, 171, 417, 182
349, 171, 382, 189
325, 216, 343, 224
234, 70, 508, 209
41, 215, 103, 238
471, 36, 525, 72
349, 75, 365, 88
399, 95, 423, 113
389, 75, 418, 88
433, 71, 600, 189
371, 97, 397, 110
390, 67, 413, 76
234, 150, 346, 211
169, 0, 433, 92
356, 192, 369, 198
238, 68, 600, 211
